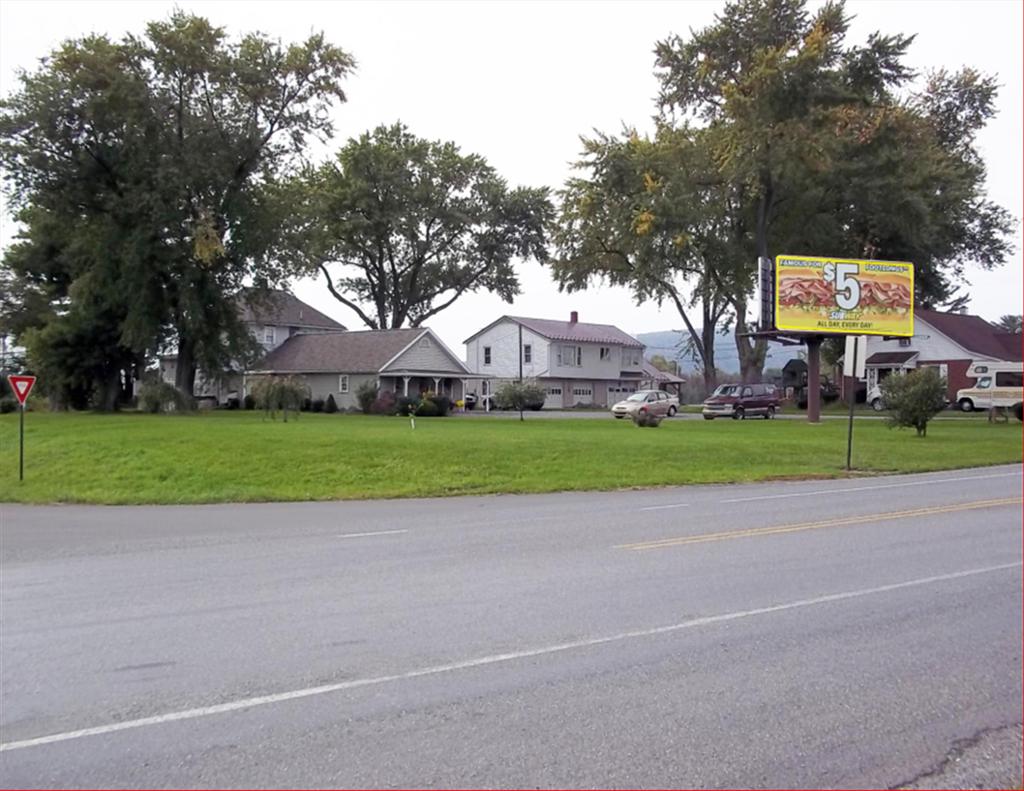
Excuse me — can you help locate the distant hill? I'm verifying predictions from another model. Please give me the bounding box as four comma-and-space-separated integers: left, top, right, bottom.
635, 330, 803, 375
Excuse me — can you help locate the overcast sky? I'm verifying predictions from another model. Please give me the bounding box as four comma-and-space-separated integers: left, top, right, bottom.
1, 0, 1021, 356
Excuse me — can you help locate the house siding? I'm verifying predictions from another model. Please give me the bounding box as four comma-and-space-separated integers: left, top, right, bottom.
384, 333, 467, 374
466, 321, 549, 378
281, 372, 377, 409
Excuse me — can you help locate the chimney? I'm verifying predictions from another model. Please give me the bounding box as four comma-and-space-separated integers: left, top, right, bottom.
570, 311, 578, 324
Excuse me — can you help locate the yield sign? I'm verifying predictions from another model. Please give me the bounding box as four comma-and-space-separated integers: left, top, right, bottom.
7, 375, 36, 405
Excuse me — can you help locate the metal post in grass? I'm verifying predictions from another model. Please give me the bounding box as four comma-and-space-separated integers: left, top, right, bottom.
7, 374, 36, 481
843, 336, 866, 471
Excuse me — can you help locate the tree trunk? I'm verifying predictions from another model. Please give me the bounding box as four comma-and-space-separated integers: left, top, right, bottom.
94, 367, 121, 412
700, 290, 718, 396
733, 297, 768, 383
175, 330, 198, 398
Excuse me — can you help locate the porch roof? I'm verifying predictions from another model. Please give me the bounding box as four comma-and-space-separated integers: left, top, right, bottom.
865, 351, 918, 366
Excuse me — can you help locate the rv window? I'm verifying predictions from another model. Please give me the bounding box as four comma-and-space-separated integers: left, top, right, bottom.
996, 372, 1023, 387
976, 376, 992, 389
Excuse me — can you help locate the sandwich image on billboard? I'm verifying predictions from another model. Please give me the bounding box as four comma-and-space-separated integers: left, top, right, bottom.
774, 255, 914, 336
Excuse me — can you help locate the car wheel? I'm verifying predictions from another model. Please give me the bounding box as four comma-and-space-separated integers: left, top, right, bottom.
764, 406, 775, 420
871, 398, 884, 412
614, 414, 624, 419
733, 408, 745, 420
958, 398, 974, 413
667, 405, 677, 417
703, 414, 714, 420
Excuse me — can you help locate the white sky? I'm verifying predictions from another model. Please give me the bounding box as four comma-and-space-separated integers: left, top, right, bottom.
1, 0, 1021, 354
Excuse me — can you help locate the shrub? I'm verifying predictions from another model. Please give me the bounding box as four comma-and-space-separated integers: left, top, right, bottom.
300, 397, 312, 412
0, 397, 17, 414
356, 380, 378, 414
632, 410, 663, 427
243, 394, 256, 410
432, 395, 452, 416
312, 398, 325, 413
416, 398, 440, 417
494, 381, 547, 412
138, 380, 194, 414
251, 375, 309, 421
880, 367, 947, 437
225, 397, 240, 410
1014, 402, 1023, 422
396, 396, 419, 416
371, 390, 397, 415
324, 393, 338, 414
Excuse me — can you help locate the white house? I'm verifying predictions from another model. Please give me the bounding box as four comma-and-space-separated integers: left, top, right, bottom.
464, 312, 646, 408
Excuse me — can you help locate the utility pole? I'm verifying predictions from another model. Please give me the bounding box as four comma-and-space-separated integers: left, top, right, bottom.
518, 323, 524, 422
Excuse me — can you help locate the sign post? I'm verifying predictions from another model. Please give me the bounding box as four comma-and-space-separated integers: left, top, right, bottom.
843, 336, 867, 470
7, 375, 36, 481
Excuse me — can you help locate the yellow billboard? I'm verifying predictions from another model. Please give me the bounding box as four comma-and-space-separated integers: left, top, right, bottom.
774, 255, 914, 336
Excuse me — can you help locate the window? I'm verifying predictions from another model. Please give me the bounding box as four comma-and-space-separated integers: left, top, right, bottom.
483, 346, 492, 365
898, 337, 912, 347
546, 386, 562, 395
976, 376, 992, 389
523, 344, 532, 364
338, 375, 349, 393
742, 387, 753, 397
419, 337, 432, 349
623, 347, 641, 366
599, 347, 611, 361
263, 326, 275, 345
558, 345, 582, 367
996, 371, 1023, 387
572, 386, 593, 396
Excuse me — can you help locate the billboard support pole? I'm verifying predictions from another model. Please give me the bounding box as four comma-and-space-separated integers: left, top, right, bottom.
845, 340, 858, 470
806, 337, 822, 424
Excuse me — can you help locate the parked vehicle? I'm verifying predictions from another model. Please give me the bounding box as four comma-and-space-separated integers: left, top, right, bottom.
611, 389, 678, 418
956, 361, 1023, 412
702, 383, 780, 420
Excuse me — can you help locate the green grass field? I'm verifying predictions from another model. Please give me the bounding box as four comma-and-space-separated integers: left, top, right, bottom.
0, 411, 1019, 505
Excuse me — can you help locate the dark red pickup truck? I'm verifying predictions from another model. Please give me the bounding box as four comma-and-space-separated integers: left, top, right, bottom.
702, 383, 780, 420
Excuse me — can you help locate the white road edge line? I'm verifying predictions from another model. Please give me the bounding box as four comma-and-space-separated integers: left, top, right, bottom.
336, 530, 408, 539
721, 471, 1022, 504
3, 560, 1020, 754
639, 503, 690, 512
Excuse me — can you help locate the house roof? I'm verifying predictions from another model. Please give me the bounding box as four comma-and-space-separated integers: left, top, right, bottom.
256, 329, 424, 373
865, 351, 919, 366
238, 289, 346, 331
641, 361, 686, 384
917, 309, 1022, 361
464, 315, 644, 348
254, 328, 469, 375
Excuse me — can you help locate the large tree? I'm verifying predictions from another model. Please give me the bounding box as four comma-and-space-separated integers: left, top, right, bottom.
0, 13, 354, 403
652, 0, 1013, 379
285, 123, 552, 329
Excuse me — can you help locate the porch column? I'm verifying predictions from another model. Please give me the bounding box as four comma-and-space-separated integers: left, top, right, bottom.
433, 377, 441, 395
403, 376, 410, 396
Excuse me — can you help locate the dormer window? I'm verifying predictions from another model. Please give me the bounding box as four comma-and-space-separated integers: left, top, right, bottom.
263, 327, 275, 345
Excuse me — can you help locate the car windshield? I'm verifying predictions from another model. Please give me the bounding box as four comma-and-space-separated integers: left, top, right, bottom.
713, 385, 740, 396
626, 393, 647, 402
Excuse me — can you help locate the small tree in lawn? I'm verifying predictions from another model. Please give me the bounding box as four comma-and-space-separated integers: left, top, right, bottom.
880, 368, 947, 437
355, 380, 377, 414
494, 381, 546, 420
252, 376, 309, 422
324, 393, 338, 414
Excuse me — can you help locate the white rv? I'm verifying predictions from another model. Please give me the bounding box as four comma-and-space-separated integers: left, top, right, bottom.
955, 361, 1023, 412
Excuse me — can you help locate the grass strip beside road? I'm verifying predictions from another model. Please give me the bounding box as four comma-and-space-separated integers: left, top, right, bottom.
0, 412, 1020, 505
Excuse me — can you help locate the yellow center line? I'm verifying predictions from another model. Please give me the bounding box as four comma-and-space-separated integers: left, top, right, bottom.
617, 497, 1023, 551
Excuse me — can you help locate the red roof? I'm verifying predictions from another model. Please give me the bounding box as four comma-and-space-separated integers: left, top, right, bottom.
917, 309, 1022, 361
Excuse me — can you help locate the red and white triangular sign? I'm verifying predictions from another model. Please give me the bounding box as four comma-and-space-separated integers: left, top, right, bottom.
7, 375, 36, 405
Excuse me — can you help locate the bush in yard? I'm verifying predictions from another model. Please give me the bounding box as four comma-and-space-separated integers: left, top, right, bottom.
494, 381, 547, 412
416, 398, 440, 417
432, 395, 452, 416
138, 380, 194, 413
243, 394, 256, 410
632, 410, 663, 428
225, 397, 240, 410
311, 398, 325, 413
880, 367, 947, 437
395, 395, 419, 416
356, 380, 378, 414
251, 375, 310, 422
324, 393, 338, 414
371, 390, 397, 415
300, 397, 312, 412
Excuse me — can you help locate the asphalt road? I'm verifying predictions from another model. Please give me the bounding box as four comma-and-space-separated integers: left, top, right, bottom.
2, 465, 1021, 788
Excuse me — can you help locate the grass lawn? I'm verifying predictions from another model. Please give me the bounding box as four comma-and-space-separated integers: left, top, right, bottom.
0, 411, 1019, 505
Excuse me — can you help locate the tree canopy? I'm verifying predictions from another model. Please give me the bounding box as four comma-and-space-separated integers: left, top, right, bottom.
0, 12, 354, 405
283, 123, 553, 329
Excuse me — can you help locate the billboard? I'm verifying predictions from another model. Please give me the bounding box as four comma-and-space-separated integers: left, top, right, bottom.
774, 255, 914, 336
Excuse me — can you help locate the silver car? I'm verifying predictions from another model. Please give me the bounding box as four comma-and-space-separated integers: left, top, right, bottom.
611, 390, 678, 419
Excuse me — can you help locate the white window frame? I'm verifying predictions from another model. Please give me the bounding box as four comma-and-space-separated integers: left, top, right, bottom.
338, 374, 349, 394
523, 344, 532, 364
483, 346, 492, 365
559, 345, 582, 367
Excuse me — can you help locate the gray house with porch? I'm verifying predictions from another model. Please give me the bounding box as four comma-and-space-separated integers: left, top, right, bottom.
249, 327, 472, 408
